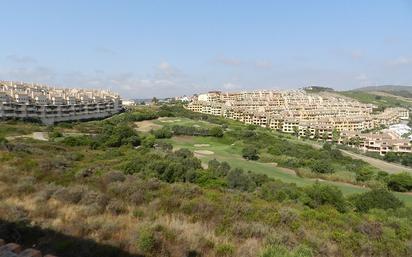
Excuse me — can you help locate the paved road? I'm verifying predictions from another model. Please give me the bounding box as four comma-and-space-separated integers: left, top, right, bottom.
339, 149, 412, 174
303, 140, 412, 174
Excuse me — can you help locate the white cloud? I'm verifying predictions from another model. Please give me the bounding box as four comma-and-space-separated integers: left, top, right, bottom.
215, 56, 242, 66
223, 82, 239, 90
389, 56, 412, 66
254, 60, 272, 69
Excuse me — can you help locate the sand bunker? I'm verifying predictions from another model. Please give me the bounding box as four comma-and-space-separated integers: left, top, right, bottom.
194, 144, 210, 147
159, 119, 181, 123
134, 120, 162, 132
194, 150, 214, 155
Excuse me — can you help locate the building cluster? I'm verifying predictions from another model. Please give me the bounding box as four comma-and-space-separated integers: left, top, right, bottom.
0, 81, 122, 124
186, 90, 411, 155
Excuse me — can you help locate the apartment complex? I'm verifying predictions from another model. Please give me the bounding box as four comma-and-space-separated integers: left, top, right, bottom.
340, 130, 411, 155
0, 81, 123, 124
186, 90, 411, 154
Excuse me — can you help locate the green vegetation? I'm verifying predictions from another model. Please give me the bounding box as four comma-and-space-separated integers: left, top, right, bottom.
338, 91, 412, 111
1, 104, 412, 257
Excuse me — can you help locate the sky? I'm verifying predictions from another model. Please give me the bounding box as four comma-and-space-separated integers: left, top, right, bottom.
1, 0, 412, 98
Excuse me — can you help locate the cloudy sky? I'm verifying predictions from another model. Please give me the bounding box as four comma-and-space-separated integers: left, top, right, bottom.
1, 0, 412, 98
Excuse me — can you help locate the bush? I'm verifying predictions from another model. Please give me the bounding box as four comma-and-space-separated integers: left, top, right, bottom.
310, 160, 334, 174
260, 244, 313, 257
350, 188, 403, 212
137, 227, 156, 253
242, 146, 259, 160
142, 134, 156, 148
355, 168, 374, 182
215, 243, 235, 257
52, 186, 85, 204
106, 200, 127, 215
387, 172, 412, 192
226, 168, 256, 192
304, 183, 347, 212
210, 126, 224, 137
152, 127, 172, 139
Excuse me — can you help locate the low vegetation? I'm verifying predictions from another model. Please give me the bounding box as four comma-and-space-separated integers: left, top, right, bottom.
1, 105, 412, 257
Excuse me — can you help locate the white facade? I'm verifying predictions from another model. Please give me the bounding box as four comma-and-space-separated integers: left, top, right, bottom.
0, 81, 123, 125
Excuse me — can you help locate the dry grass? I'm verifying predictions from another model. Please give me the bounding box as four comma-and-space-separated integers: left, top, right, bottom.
0, 178, 263, 257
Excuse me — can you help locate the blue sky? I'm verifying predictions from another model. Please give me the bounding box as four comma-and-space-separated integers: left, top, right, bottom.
1, 0, 412, 98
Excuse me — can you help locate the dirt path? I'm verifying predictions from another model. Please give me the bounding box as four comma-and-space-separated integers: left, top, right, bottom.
6, 132, 48, 141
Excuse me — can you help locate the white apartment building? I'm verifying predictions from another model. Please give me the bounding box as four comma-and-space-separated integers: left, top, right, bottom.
0, 81, 123, 125
186, 89, 411, 154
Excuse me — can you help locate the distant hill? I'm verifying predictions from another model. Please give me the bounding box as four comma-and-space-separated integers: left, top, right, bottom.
353, 85, 412, 93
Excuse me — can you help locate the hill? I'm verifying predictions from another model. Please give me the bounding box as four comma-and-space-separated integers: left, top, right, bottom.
0, 105, 412, 257
353, 85, 412, 93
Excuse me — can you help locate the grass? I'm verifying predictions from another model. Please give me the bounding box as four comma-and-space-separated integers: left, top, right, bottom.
152, 117, 221, 128
338, 91, 412, 109
163, 135, 412, 206
0, 121, 45, 138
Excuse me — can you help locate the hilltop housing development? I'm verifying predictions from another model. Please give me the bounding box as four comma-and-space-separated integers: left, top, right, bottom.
187, 89, 411, 155
0, 81, 123, 124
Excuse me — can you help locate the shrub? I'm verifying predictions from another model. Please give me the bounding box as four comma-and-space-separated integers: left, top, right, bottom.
106, 200, 127, 215
355, 168, 374, 182
137, 227, 156, 253
226, 168, 256, 192
387, 172, 412, 192
260, 244, 313, 257
242, 146, 259, 160
142, 134, 156, 148
15, 176, 36, 195
152, 127, 172, 139
52, 186, 85, 204
61, 136, 92, 146
210, 126, 224, 137
102, 171, 126, 185
350, 188, 403, 212
310, 160, 334, 174
215, 243, 235, 257
304, 183, 347, 212
49, 130, 63, 140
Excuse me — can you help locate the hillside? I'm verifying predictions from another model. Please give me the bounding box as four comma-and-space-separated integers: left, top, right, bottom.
353, 85, 412, 94
1, 105, 412, 257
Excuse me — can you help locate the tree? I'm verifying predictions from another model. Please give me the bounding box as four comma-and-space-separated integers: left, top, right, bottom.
350, 188, 403, 212
304, 128, 311, 139
387, 172, 412, 192
332, 128, 340, 143
151, 97, 159, 105
242, 146, 259, 160
216, 161, 231, 177
314, 129, 320, 140
322, 132, 329, 141
384, 152, 399, 162
292, 126, 299, 137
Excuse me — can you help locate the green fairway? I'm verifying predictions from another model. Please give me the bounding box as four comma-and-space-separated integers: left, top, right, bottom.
164, 135, 412, 206
152, 117, 221, 128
